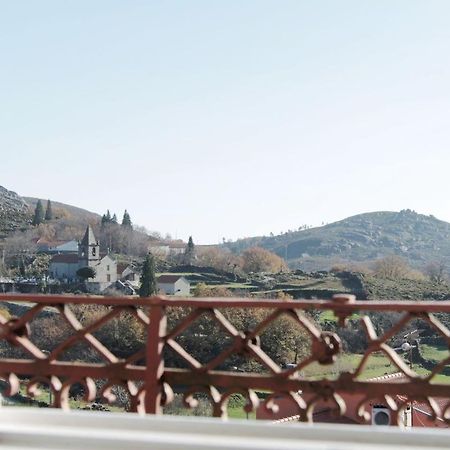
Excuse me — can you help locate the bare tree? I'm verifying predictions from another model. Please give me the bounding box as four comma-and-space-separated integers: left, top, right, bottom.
425, 261, 447, 284
3, 230, 38, 270
373, 256, 407, 279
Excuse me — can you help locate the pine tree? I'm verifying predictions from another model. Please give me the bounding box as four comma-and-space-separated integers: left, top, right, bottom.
32, 200, 45, 226
184, 236, 196, 264
102, 210, 113, 227
139, 253, 157, 297
121, 210, 132, 228
111, 213, 118, 224
44, 199, 53, 221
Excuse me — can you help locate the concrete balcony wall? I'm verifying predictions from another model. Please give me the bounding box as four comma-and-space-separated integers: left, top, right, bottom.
0, 408, 450, 450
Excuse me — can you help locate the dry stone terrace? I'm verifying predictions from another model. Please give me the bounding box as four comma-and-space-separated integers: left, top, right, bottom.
1, 293, 450, 426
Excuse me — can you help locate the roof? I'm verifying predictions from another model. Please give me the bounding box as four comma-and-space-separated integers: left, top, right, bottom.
273, 373, 448, 428
50, 254, 79, 264
149, 242, 169, 248
54, 240, 79, 252
117, 263, 129, 275
168, 242, 186, 249
157, 275, 187, 284
81, 225, 97, 246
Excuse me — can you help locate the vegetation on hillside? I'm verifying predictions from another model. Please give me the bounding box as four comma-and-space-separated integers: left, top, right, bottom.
225, 210, 450, 272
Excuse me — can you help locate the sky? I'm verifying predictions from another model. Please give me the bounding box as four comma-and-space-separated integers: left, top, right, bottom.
1, 1, 450, 244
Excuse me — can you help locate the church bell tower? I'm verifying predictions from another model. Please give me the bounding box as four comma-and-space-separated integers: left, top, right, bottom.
78, 225, 100, 267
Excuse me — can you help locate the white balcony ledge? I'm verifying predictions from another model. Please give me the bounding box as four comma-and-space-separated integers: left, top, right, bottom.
0, 409, 450, 450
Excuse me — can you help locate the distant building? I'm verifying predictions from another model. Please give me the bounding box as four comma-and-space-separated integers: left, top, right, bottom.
49, 225, 117, 293
149, 241, 186, 258
148, 243, 170, 258
157, 275, 190, 296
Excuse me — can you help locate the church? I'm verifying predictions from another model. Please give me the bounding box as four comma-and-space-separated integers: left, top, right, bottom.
49, 225, 117, 293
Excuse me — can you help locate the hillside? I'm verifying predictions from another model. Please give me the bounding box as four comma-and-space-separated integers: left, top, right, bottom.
0, 184, 101, 240
0, 186, 30, 237
225, 210, 450, 271
24, 197, 100, 224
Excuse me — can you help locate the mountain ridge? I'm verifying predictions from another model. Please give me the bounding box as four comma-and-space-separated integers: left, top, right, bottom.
225, 210, 450, 271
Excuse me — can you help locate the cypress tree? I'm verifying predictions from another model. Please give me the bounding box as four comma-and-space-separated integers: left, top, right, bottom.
139, 253, 157, 297
184, 236, 195, 264
44, 199, 53, 221
121, 210, 132, 228
32, 200, 45, 226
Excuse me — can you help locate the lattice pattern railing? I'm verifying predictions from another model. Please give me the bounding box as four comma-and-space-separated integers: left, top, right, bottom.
1, 293, 450, 426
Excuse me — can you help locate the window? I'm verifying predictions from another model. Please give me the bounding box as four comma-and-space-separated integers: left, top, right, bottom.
107, 274, 111, 282
92, 247, 96, 256
107, 265, 110, 271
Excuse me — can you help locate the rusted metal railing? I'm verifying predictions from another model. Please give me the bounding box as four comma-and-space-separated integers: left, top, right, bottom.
0, 293, 450, 426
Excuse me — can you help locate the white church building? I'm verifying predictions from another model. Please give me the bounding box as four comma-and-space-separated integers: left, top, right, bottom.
49, 225, 117, 293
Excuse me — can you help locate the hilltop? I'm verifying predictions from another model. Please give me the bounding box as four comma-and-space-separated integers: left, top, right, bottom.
225, 210, 450, 271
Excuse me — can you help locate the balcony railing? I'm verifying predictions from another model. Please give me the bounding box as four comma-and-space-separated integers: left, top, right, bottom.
0, 293, 450, 426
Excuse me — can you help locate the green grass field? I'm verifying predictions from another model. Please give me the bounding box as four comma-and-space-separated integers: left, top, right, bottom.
319, 310, 361, 323
301, 346, 450, 384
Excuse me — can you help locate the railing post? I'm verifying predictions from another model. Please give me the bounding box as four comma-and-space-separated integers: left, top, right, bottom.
144, 301, 167, 414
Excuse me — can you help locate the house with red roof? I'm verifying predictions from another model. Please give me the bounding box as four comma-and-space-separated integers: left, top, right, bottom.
256, 372, 448, 428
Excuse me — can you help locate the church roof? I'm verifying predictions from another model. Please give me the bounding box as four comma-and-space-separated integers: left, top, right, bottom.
81, 225, 97, 246
50, 254, 79, 264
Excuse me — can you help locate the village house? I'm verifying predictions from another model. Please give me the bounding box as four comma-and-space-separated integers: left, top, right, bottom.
49, 225, 117, 293
256, 372, 448, 428
148, 240, 186, 258
156, 275, 190, 296
115, 263, 140, 295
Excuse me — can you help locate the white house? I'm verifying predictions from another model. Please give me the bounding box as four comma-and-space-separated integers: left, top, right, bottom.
117, 263, 140, 291
157, 275, 190, 296
149, 241, 186, 259
148, 243, 170, 258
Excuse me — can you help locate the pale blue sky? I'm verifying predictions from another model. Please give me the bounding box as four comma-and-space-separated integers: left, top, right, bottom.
1, 1, 450, 243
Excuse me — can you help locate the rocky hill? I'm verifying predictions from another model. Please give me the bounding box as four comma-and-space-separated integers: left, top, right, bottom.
0, 186, 30, 237
226, 210, 450, 271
